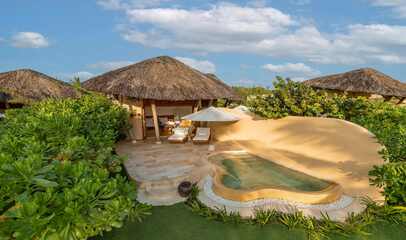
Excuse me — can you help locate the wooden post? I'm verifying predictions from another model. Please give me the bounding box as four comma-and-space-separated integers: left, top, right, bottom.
208, 99, 214, 107
151, 101, 161, 143
141, 100, 146, 139
193, 100, 202, 112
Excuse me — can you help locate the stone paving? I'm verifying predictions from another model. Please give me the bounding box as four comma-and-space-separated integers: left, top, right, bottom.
117, 139, 214, 205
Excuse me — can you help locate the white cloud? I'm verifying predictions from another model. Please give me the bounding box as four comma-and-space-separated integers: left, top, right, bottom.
104, 2, 406, 65
347, 24, 406, 46
263, 62, 321, 80
72, 71, 95, 81
175, 57, 216, 73
125, 3, 294, 36
89, 60, 133, 71
235, 79, 256, 86
57, 71, 95, 82
73, 71, 94, 80
371, 0, 406, 18
371, 54, 406, 63
97, 0, 173, 10
11, 32, 49, 48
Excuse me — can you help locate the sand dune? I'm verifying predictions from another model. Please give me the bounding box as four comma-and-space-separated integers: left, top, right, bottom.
213, 109, 384, 201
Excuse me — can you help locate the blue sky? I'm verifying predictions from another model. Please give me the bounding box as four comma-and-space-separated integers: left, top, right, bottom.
1, 0, 406, 86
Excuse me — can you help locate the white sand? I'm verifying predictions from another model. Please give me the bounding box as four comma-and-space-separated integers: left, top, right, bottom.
212, 108, 385, 202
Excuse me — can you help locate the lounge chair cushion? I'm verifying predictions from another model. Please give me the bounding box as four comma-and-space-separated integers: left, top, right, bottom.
193, 128, 210, 142
168, 127, 189, 142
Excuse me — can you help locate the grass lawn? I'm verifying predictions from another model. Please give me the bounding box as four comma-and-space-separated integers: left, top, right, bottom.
96, 204, 406, 240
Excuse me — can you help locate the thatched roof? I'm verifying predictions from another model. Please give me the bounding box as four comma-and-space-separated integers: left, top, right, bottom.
0, 69, 79, 104
82, 56, 239, 101
303, 68, 406, 97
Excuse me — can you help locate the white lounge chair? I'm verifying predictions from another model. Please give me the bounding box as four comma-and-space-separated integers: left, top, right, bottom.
168, 127, 189, 143
193, 127, 211, 144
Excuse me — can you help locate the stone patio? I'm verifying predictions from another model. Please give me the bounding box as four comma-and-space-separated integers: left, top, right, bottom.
117, 138, 366, 221
117, 139, 216, 205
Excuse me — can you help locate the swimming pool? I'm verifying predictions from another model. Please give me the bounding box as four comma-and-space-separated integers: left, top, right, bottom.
209, 152, 342, 204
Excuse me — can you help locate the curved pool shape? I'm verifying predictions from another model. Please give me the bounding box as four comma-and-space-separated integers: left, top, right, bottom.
209, 152, 343, 204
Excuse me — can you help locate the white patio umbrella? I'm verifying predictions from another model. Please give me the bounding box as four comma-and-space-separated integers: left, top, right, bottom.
182, 107, 240, 151
181, 106, 240, 122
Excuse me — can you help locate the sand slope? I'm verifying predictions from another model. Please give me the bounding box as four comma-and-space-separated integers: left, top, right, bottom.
213, 109, 384, 201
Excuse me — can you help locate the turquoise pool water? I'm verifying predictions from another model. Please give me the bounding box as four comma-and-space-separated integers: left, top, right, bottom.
211, 153, 331, 192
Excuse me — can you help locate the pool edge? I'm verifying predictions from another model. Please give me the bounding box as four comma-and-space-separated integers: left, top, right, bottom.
209, 151, 343, 205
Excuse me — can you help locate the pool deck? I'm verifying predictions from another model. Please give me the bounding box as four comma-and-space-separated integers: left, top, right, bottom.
117, 137, 366, 221
117, 139, 239, 205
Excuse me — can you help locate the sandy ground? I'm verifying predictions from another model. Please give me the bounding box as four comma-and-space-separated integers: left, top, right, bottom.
212, 109, 385, 202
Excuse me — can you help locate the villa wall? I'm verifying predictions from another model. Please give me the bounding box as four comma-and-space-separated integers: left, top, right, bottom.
212, 109, 385, 202
144, 105, 194, 119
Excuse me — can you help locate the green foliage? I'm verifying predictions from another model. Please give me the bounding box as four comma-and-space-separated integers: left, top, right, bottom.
361, 197, 406, 223
252, 208, 280, 226
232, 86, 273, 103
279, 212, 305, 230
352, 103, 406, 205
184, 187, 406, 239
349, 100, 406, 162
369, 163, 406, 205
187, 184, 200, 203
247, 77, 345, 119
0, 95, 149, 240
70, 77, 82, 89
186, 195, 243, 224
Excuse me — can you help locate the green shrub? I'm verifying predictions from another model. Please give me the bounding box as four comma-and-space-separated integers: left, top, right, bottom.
252, 208, 280, 226
369, 163, 406, 205
232, 86, 273, 103
0, 95, 149, 240
246, 77, 345, 119
351, 102, 406, 205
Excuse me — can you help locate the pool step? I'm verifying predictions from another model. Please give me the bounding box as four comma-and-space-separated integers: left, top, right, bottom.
137, 189, 185, 206
137, 165, 212, 206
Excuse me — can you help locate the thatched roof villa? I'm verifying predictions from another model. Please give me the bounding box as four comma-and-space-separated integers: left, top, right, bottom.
83, 56, 239, 142
304, 68, 406, 104
0, 69, 79, 110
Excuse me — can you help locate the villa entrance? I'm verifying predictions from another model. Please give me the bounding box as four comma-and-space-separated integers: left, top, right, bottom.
117, 97, 214, 141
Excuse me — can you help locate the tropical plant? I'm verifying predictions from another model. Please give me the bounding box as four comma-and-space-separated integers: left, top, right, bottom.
361, 197, 406, 223
279, 211, 305, 230
70, 76, 82, 89
252, 208, 279, 226
246, 77, 345, 119
0, 95, 149, 240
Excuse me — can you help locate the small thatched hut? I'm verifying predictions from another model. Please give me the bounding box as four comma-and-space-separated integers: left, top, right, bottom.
304, 68, 406, 104
0, 69, 79, 110
83, 56, 239, 142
